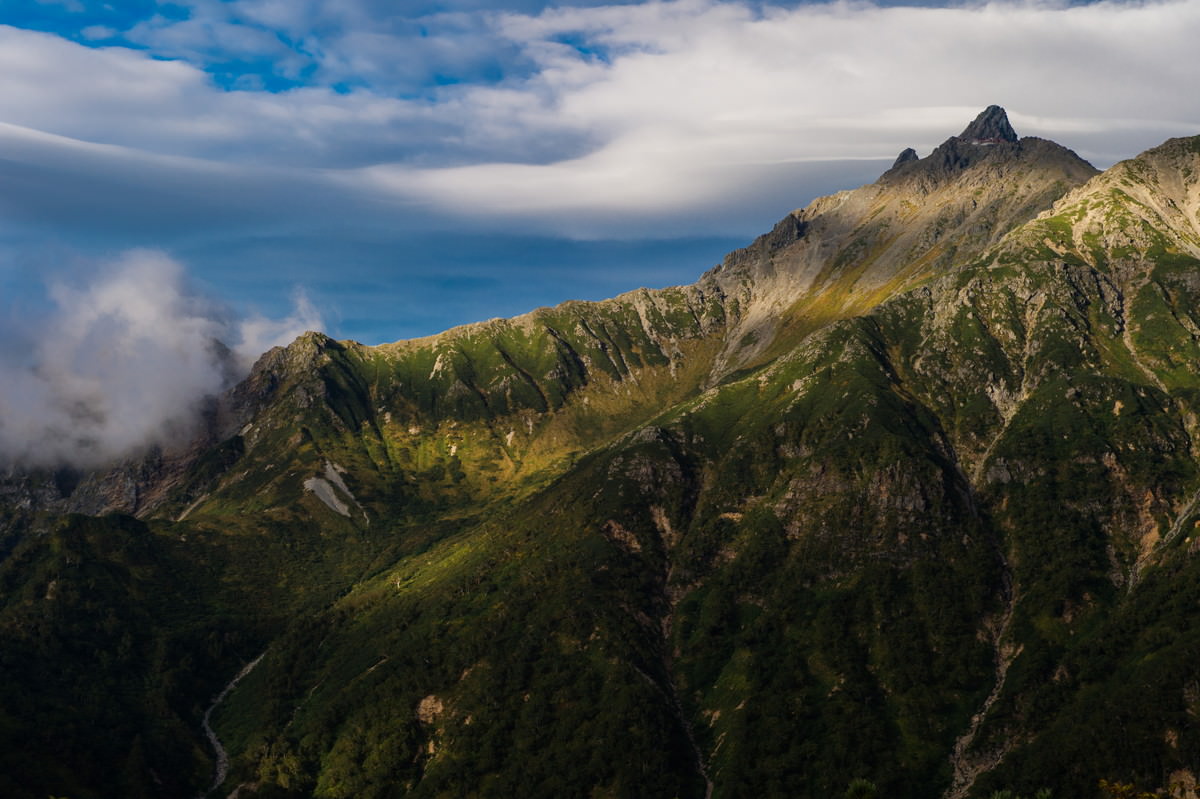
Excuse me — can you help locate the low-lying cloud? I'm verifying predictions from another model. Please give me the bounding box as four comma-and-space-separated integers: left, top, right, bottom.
0, 249, 322, 468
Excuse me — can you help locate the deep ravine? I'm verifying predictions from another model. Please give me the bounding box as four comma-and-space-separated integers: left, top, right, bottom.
943, 566, 1019, 799
199, 652, 267, 799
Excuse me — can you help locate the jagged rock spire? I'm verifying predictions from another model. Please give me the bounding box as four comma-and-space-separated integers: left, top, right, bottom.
959, 105, 1018, 144
892, 147, 919, 169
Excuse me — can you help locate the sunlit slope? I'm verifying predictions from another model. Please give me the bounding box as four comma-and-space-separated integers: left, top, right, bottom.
705, 125, 1098, 375
219, 135, 1200, 798
7, 116, 1200, 799
159, 117, 1097, 536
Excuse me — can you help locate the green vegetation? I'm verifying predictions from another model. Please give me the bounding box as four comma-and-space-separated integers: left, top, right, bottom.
4, 123, 1200, 799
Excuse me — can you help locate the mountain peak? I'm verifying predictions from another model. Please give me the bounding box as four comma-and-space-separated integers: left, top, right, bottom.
959, 105, 1018, 144
892, 147, 920, 169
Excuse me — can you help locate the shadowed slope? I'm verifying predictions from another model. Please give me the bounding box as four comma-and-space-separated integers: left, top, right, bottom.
5, 113, 1200, 799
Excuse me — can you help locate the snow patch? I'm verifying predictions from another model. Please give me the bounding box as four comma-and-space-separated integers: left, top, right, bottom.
304, 461, 366, 519
323, 461, 352, 497
304, 477, 350, 516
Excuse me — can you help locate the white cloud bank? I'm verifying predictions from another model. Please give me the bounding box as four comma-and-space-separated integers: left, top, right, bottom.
0, 251, 322, 467
384, 0, 1200, 230
2, 1, 1200, 238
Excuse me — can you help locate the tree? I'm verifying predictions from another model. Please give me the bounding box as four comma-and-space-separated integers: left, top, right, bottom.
845, 778, 879, 799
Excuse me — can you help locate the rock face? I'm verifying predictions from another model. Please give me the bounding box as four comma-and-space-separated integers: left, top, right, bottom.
892, 146, 920, 168
4, 111, 1200, 799
959, 104, 1019, 144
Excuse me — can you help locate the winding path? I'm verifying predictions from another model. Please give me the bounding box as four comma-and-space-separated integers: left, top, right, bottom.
198, 652, 267, 799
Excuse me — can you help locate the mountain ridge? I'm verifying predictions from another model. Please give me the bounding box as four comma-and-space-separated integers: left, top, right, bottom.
3, 109, 1200, 799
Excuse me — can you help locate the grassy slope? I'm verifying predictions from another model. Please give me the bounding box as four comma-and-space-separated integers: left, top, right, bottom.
220, 138, 1200, 798
4, 137, 1200, 799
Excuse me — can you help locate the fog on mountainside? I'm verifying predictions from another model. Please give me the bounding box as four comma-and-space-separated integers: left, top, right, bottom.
0, 249, 322, 468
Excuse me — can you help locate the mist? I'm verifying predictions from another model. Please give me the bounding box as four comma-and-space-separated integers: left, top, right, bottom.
0, 249, 322, 469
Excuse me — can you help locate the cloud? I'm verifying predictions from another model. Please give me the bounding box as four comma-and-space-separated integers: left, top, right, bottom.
0, 120, 430, 238
235, 288, 324, 367
116, 0, 619, 92
4, 1, 1200, 239
0, 250, 323, 468
381, 0, 1200, 227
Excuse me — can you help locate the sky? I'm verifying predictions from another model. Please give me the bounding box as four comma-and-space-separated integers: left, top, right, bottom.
2, 0, 1200, 465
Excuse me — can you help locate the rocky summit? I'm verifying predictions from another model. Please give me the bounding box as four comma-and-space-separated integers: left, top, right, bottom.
3, 108, 1200, 799
891, 146, 920, 169
959, 104, 1020, 144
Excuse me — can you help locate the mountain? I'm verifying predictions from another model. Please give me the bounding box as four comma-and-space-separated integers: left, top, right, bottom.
3, 108, 1200, 799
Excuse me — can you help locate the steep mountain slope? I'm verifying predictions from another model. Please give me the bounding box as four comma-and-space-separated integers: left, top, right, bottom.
3, 109, 1200, 799
702, 106, 1097, 376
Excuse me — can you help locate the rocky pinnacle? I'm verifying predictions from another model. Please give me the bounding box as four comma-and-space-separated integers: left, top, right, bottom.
959, 105, 1018, 144
892, 147, 920, 168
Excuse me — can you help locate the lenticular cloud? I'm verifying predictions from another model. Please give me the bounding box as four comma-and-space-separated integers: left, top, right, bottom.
0, 249, 322, 467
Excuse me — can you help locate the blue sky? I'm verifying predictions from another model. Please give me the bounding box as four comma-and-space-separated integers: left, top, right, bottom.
3, 0, 1200, 349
